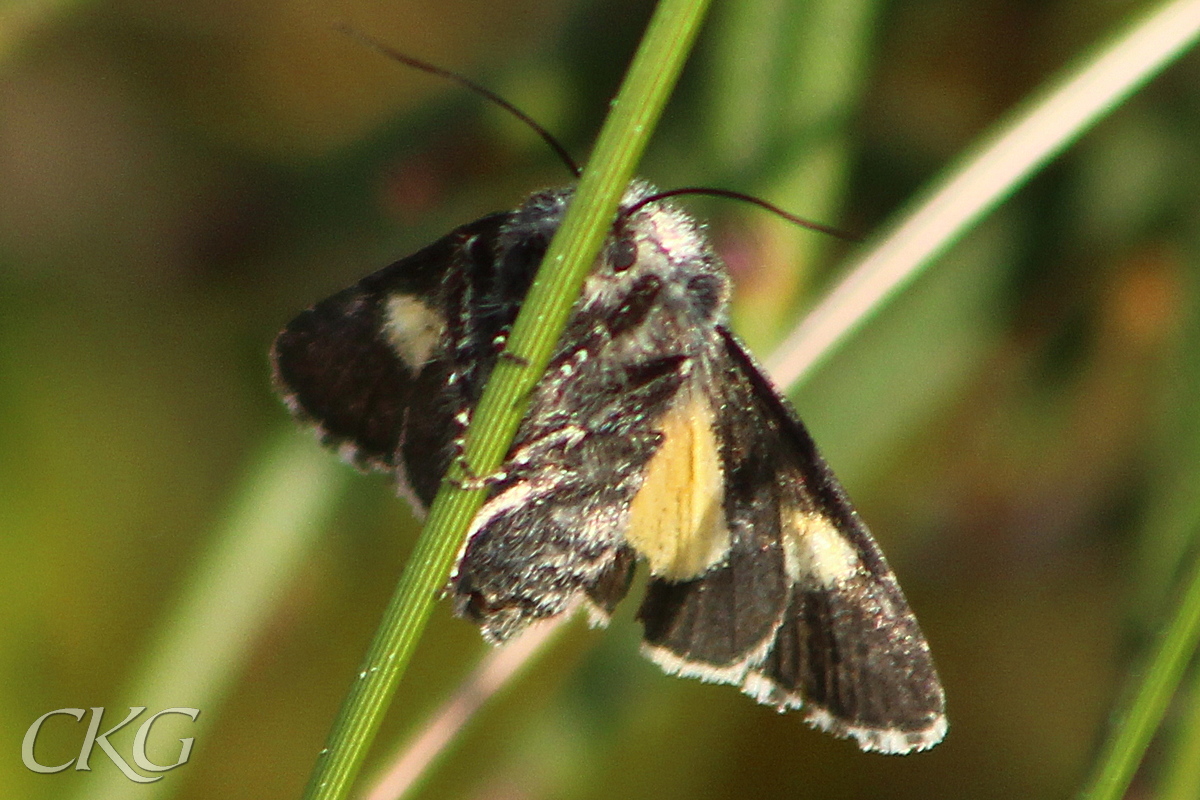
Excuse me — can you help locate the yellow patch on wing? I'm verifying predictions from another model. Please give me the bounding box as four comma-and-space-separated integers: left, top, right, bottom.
782, 508, 860, 587
625, 393, 728, 580
383, 294, 445, 369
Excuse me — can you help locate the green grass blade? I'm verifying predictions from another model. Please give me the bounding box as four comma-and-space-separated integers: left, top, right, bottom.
1158, 679, 1200, 800
297, 2, 713, 799
1079, 546, 1200, 800
1148, 236, 1200, 800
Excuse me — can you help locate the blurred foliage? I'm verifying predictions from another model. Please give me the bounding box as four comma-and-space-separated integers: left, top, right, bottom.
1, 1, 1199, 799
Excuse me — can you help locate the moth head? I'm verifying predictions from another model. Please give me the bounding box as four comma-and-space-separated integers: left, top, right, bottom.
506, 183, 729, 326
494, 182, 730, 328
599, 181, 730, 326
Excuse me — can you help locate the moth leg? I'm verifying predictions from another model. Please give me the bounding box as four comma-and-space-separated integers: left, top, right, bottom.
443, 407, 512, 490
499, 350, 530, 366
446, 453, 509, 491
491, 328, 530, 366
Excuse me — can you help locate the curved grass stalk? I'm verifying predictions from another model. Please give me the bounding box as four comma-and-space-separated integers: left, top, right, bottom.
298, 2, 714, 798
1079, 548, 1200, 800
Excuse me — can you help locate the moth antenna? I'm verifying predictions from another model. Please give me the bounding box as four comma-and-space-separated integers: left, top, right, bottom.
625, 187, 861, 243
336, 23, 581, 178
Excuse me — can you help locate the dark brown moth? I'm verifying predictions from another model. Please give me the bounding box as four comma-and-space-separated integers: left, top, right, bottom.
272, 29, 944, 753
271, 177, 946, 753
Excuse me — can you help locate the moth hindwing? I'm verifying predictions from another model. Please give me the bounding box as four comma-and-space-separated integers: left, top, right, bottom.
272, 180, 947, 754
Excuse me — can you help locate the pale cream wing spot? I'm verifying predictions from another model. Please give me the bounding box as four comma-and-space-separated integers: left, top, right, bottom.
383, 294, 445, 369
782, 508, 861, 587
625, 392, 728, 581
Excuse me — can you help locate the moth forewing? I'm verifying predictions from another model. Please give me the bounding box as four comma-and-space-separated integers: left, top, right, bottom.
722, 332, 946, 752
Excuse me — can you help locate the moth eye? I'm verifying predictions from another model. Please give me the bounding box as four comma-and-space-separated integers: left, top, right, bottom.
611, 239, 638, 272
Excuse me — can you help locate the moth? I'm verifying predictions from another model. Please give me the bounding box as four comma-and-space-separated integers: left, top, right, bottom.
271, 178, 947, 754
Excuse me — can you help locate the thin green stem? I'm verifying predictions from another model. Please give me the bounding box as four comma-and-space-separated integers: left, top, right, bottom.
1158, 677, 1200, 800
1079, 543, 1200, 800
297, 1, 713, 798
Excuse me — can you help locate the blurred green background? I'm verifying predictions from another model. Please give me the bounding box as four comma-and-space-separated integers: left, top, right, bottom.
3, 0, 1199, 798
